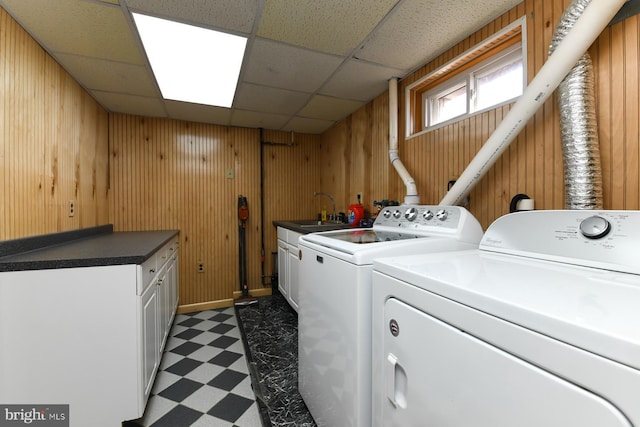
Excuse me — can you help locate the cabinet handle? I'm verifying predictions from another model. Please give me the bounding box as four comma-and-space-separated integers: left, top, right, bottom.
149, 268, 156, 273
316, 255, 323, 264
157, 279, 163, 286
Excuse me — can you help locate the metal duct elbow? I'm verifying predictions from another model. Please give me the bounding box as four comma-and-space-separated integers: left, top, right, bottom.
549, 0, 603, 210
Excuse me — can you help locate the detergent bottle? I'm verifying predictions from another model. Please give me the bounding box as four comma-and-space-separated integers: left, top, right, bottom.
347, 194, 365, 227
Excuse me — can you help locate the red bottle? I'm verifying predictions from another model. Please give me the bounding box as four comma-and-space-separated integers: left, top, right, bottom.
348, 203, 364, 227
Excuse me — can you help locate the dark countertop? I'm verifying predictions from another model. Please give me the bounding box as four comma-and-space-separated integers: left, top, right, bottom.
0, 225, 179, 272
273, 220, 351, 235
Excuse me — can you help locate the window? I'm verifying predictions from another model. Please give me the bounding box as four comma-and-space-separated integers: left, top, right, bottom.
407, 17, 526, 136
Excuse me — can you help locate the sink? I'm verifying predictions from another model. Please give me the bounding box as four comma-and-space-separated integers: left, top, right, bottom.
299, 223, 342, 228
281, 219, 350, 231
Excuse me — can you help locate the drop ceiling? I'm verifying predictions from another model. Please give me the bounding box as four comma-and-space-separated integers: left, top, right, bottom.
0, 0, 522, 134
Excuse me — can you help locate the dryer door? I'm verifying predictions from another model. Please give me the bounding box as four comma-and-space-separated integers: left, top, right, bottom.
381, 298, 631, 427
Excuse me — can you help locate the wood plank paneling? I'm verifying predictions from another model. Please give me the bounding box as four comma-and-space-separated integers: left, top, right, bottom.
109, 119, 321, 306
0, 7, 108, 241
323, 0, 640, 230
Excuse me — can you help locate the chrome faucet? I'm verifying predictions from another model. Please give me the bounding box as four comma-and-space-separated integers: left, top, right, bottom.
314, 192, 337, 221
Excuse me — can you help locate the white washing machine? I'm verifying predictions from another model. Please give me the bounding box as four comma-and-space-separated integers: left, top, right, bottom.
297, 205, 483, 427
372, 210, 640, 427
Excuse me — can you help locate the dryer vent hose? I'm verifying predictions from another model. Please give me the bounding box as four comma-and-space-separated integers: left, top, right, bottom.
549, 0, 603, 210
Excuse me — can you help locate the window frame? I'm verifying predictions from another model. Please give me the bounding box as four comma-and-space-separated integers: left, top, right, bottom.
406, 16, 527, 138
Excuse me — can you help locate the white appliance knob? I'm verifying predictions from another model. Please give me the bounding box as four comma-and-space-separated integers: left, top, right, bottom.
436, 209, 448, 221
383, 209, 392, 218
405, 207, 418, 221
393, 209, 402, 219
423, 210, 434, 220
580, 215, 611, 239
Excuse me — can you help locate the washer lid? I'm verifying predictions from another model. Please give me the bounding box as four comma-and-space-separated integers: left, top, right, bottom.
374, 250, 640, 371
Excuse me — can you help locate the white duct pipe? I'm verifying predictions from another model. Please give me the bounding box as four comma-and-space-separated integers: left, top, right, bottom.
389, 78, 420, 204
440, 0, 625, 206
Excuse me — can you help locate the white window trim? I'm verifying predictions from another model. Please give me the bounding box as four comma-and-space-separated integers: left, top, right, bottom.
406, 15, 527, 140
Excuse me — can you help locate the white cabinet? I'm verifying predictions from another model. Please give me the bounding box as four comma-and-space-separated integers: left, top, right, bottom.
141, 274, 160, 400
0, 233, 179, 427
276, 226, 302, 312
139, 236, 179, 406
287, 241, 300, 310
277, 237, 289, 300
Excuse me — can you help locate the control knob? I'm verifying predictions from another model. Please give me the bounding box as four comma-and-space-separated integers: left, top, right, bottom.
580, 215, 611, 239
393, 209, 402, 219
405, 207, 418, 221
383, 210, 392, 219
423, 210, 434, 220
436, 209, 448, 221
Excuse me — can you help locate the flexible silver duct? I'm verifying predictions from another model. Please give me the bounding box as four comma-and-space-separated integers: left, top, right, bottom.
549, 0, 603, 210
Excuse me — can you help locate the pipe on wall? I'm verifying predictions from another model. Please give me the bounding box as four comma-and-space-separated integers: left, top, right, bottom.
550, 0, 603, 210
389, 78, 420, 204
440, 0, 626, 207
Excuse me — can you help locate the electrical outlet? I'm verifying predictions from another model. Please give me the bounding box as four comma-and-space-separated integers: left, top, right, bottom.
226, 168, 234, 179
197, 263, 204, 273
68, 200, 75, 217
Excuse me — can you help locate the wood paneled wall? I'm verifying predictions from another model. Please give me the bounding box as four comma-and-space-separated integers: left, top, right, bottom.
109, 117, 321, 306
323, 0, 640, 230
320, 93, 398, 217
0, 8, 109, 240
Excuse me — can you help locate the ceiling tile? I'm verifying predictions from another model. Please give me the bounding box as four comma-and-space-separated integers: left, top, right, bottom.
90, 91, 167, 117
230, 110, 291, 130
0, 0, 524, 134
234, 83, 310, 115
165, 101, 232, 125
299, 95, 365, 121
55, 54, 158, 96
357, 0, 519, 71
283, 117, 335, 134
320, 59, 405, 101
243, 38, 343, 93
123, 0, 258, 34
257, 0, 400, 55
2, 0, 143, 64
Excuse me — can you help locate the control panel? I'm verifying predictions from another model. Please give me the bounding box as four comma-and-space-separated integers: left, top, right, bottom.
375, 205, 463, 231
480, 210, 640, 275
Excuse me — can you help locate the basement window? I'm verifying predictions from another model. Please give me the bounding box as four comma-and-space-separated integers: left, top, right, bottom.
407, 16, 526, 136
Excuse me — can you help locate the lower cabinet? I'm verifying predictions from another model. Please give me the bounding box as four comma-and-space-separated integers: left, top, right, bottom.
0, 235, 179, 427
140, 238, 180, 407
277, 227, 302, 312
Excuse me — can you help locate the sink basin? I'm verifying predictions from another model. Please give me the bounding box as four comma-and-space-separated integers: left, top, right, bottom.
281, 219, 350, 231
299, 223, 342, 228
290, 219, 345, 226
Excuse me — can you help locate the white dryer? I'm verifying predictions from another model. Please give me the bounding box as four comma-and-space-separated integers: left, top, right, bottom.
298, 205, 483, 427
372, 210, 640, 427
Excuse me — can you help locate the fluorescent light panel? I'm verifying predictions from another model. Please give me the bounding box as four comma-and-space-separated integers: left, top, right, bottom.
133, 13, 247, 108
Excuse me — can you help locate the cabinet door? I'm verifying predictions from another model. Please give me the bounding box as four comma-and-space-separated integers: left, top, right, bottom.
287, 243, 300, 312
157, 268, 170, 352
167, 253, 178, 324
277, 240, 288, 298
141, 280, 159, 402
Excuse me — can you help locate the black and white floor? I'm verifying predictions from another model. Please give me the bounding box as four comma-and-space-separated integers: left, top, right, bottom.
125, 291, 314, 427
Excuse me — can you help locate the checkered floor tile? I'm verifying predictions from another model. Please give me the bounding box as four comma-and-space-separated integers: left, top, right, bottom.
126, 307, 263, 427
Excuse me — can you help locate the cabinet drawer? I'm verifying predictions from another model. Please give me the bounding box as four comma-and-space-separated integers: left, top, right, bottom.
158, 238, 179, 269
140, 254, 158, 293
